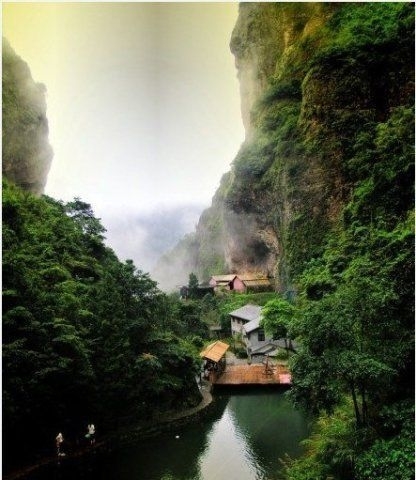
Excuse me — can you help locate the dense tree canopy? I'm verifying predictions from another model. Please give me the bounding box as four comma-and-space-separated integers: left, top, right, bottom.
2, 180, 203, 470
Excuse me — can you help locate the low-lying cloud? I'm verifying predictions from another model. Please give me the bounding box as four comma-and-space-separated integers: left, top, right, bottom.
102, 204, 204, 277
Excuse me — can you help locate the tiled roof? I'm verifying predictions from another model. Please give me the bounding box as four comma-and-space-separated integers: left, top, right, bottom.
242, 279, 271, 286
243, 316, 262, 333
211, 275, 237, 282
200, 340, 230, 363
229, 304, 262, 322
238, 273, 270, 281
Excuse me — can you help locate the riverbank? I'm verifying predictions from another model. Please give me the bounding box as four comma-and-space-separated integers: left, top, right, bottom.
4, 381, 213, 480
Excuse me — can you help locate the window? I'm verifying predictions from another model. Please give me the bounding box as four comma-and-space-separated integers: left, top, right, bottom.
258, 329, 265, 342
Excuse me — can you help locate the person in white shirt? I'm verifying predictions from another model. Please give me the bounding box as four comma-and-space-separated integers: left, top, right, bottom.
87, 423, 95, 445
55, 432, 64, 455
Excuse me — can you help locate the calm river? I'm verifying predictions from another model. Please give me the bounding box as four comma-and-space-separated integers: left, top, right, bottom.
29, 389, 309, 480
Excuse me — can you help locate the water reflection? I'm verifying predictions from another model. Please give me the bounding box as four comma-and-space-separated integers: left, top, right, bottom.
199, 407, 261, 480
226, 390, 308, 479
23, 390, 308, 480
198, 390, 307, 480
96, 395, 230, 480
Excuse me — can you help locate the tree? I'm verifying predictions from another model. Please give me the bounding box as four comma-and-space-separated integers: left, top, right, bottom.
188, 272, 199, 299
291, 249, 412, 425
2, 181, 203, 469
261, 296, 296, 352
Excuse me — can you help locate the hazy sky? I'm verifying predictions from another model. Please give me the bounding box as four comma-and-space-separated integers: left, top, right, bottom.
3, 2, 244, 272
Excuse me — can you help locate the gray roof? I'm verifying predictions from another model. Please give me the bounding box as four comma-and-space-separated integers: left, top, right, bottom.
243, 316, 262, 334
229, 304, 262, 322
251, 343, 279, 355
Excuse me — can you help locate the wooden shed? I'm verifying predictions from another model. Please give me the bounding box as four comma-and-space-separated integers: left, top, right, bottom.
209, 275, 237, 291
200, 340, 230, 382
233, 274, 272, 292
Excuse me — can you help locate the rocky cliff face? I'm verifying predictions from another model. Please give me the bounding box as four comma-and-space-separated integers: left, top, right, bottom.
2, 38, 53, 195
230, 3, 331, 138
155, 2, 414, 292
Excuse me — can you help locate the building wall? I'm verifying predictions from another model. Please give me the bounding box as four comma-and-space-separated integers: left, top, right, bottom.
232, 277, 246, 292
244, 329, 274, 353
230, 316, 248, 336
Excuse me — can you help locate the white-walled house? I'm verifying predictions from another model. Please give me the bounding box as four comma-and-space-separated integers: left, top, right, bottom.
229, 304, 283, 357
242, 316, 283, 357
229, 304, 262, 336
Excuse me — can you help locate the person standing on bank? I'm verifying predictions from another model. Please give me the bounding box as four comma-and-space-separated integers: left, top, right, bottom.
87, 423, 95, 445
55, 432, 64, 456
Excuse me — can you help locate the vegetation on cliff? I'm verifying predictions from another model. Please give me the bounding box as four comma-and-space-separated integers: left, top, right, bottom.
2, 180, 205, 471
229, 2, 413, 287
251, 4, 414, 479
158, 3, 413, 291
161, 3, 415, 479
2, 38, 53, 195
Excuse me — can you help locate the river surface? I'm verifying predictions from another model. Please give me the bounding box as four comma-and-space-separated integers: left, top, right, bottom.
29, 389, 309, 480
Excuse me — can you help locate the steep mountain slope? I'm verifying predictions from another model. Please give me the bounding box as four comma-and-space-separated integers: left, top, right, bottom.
2, 38, 53, 195
155, 2, 414, 292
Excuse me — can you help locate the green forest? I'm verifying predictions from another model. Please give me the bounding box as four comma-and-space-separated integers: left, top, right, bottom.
261, 4, 415, 478
275, 101, 415, 478
2, 183, 207, 470
3, 164, 414, 478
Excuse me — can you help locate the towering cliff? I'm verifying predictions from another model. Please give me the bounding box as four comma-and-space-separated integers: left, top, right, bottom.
155, 2, 414, 292
2, 38, 53, 195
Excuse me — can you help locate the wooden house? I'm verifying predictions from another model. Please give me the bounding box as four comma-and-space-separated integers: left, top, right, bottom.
209, 273, 273, 293
200, 340, 230, 382
179, 285, 189, 299
209, 274, 237, 291
232, 274, 272, 293
180, 284, 214, 299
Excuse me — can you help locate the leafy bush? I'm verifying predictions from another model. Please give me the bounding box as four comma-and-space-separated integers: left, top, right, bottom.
259, 78, 302, 106
355, 436, 415, 480
283, 400, 356, 480
307, 2, 413, 72
274, 350, 289, 361
233, 135, 276, 178
235, 349, 248, 359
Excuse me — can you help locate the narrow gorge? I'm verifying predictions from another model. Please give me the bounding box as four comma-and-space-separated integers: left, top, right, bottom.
2, 3, 414, 479
155, 2, 414, 292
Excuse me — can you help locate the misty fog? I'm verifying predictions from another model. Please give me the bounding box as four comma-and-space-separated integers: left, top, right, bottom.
103, 204, 204, 278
